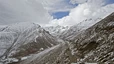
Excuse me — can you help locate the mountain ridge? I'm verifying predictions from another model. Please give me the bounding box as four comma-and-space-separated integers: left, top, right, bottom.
0, 22, 61, 64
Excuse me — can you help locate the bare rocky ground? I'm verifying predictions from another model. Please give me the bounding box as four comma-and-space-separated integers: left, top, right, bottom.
1, 13, 114, 64
16, 12, 114, 64
15, 41, 69, 64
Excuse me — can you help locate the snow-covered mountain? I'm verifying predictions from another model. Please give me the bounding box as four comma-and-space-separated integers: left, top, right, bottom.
17, 12, 114, 64
44, 25, 69, 37
0, 22, 61, 63
0, 0, 114, 64
60, 18, 102, 40
0, 13, 114, 64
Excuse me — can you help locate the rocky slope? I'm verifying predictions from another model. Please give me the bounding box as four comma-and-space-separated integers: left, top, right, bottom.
61, 12, 114, 63
16, 12, 114, 64
0, 22, 60, 64
16, 40, 68, 64
0, 12, 114, 64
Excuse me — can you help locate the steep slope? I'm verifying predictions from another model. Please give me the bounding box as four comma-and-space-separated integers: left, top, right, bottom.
61, 12, 114, 63
44, 25, 69, 37
17, 12, 114, 64
17, 40, 68, 64
60, 18, 101, 40
0, 22, 60, 64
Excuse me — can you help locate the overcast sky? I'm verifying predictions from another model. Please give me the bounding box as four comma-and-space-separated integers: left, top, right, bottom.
47, 0, 114, 26
0, 0, 114, 26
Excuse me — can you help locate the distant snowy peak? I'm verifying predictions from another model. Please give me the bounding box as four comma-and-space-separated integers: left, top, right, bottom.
60, 18, 102, 40
44, 25, 69, 37
70, 18, 102, 31
2, 22, 41, 34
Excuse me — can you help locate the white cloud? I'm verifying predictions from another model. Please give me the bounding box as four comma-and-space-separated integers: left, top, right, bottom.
42, 0, 74, 13
0, 0, 52, 25
47, 0, 114, 26
70, 0, 105, 5
0, 0, 114, 26
70, 0, 87, 4
0, 0, 78, 25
